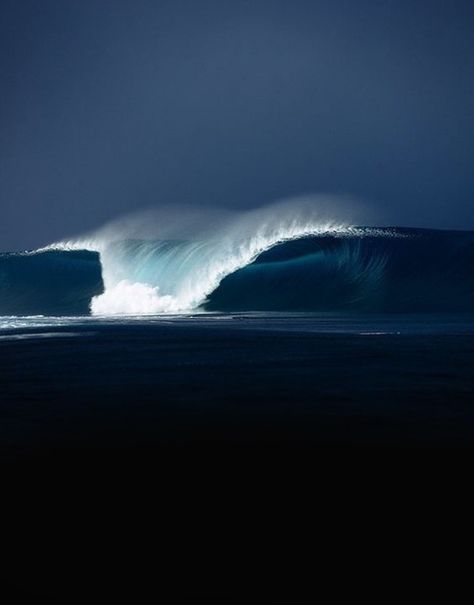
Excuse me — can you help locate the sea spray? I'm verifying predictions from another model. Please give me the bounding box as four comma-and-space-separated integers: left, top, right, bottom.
48, 196, 365, 315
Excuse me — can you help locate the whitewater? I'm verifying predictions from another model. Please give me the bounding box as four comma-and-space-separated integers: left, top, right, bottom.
43, 197, 369, 315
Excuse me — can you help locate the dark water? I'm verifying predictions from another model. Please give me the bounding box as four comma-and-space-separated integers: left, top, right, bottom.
2, 313, 474, 454
2, 314, 473, 601
208, 228, 474, 312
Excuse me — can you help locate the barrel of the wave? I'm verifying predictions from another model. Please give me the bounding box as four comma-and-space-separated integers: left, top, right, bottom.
205, 228, 474, 312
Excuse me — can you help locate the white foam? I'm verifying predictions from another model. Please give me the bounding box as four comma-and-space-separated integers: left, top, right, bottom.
43, 196, 380, 316
90, 280, 179, 315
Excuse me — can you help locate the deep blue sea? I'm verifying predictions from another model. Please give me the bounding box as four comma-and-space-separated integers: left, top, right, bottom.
2, 226, 474, 600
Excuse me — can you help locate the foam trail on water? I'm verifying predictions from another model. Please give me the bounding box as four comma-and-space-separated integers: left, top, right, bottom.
46, 196, 367, 315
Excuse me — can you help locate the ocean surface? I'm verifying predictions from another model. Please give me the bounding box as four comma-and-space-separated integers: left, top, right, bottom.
1, 226, 474, 452
2, 225, 474, 600
1, 311, 474, 457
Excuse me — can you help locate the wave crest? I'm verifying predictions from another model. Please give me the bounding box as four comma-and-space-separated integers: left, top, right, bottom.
53, 197, 363, 315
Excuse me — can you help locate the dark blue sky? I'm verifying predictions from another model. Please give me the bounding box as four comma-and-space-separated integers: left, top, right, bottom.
1, 0, 474, 249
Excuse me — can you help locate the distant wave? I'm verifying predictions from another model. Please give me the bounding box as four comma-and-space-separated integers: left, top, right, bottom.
1, 227, 474, 316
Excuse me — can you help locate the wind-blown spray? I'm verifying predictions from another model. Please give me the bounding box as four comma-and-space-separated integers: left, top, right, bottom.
50, 196, 365, 315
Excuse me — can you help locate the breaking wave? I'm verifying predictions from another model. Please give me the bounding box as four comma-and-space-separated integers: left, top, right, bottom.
2, 199, 474, 316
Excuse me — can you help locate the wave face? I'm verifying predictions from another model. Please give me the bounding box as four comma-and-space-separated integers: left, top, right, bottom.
1, 226, 474, 316
207, 228, 474, 312
49, 200, 353, 315
0, 250, 102, 316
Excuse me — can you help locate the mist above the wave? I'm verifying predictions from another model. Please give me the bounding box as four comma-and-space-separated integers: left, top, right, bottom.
53, 195, 368, 315
57, 194, 365, 249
